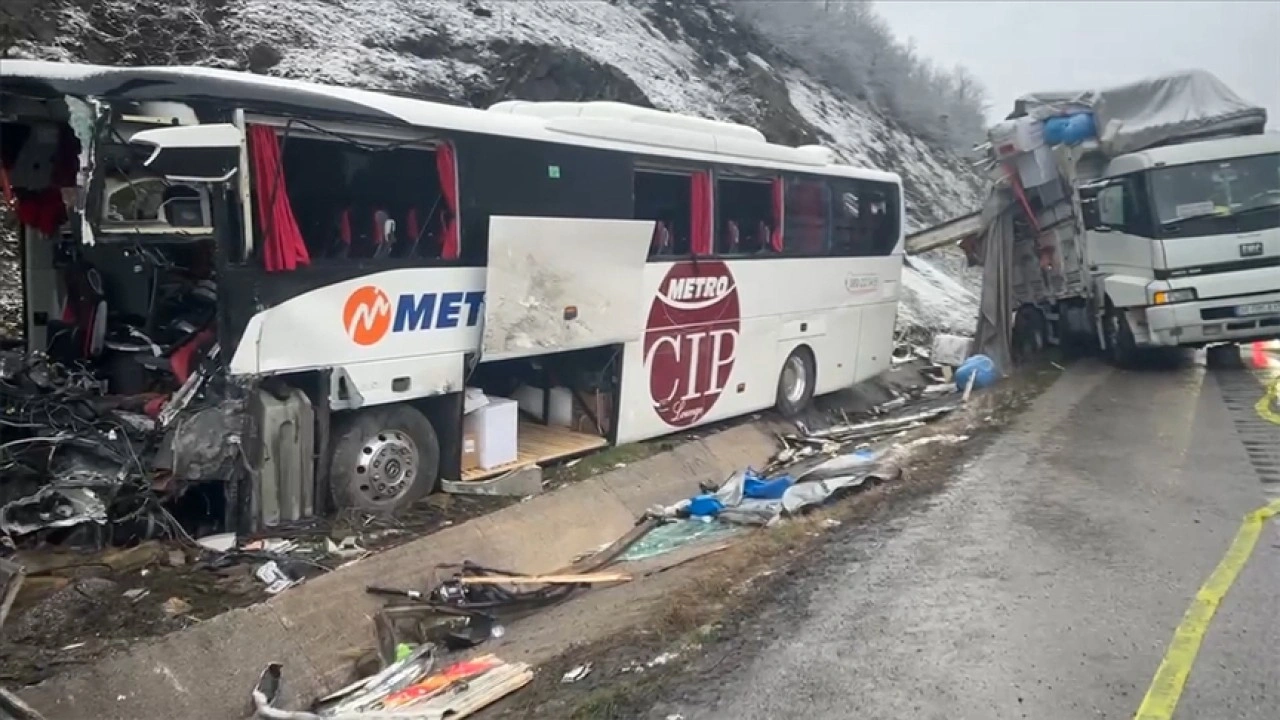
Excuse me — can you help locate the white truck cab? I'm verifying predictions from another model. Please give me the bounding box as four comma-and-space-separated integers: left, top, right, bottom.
1082, 133, 1280, 352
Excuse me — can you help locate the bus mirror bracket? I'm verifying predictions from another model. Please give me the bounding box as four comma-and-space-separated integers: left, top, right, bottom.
328, 368, 365, 412
129, 123, 242, 183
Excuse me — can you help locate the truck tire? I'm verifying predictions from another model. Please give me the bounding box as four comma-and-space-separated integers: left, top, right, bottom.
1102, 302, 1138, 368
1012, 305, 1047, 365
775, 347, 816, 417
329, 404, 440, 514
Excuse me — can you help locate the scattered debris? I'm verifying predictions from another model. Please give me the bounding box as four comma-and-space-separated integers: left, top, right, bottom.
254, 560, 298, 595
456, 572, 631, 586
0, 557, 24, 631
561, 663, 593, 683
254, 651, 532, 719
325, 536, 369, 561
618, 519, 740, 563
161, 597, 192, 617
122, 588, 150, 602
930, 333, 974, 367
647, 651, 680, 667
196, 533, 236, 552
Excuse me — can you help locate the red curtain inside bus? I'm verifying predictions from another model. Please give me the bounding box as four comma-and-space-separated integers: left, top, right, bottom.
248, 125, 310, 272
691, 170, 712, 255
436, 142, 459, 260
770, 177, 784, 252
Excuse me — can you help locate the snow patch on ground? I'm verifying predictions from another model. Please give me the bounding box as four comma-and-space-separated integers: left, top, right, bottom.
899, 251, 980, 336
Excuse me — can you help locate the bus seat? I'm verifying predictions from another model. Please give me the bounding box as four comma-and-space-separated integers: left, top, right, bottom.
724, 220, 740, 253
651, 221, 672, 254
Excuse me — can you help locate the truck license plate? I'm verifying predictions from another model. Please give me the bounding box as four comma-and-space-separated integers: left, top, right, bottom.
1236, 301, 1280, 317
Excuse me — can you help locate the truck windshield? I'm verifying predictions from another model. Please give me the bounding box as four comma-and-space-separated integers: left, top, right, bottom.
1150, 152, 1280, 236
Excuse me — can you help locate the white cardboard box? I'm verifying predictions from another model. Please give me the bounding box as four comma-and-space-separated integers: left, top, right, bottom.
930, 333, 974, 367
466, 397, 519, 469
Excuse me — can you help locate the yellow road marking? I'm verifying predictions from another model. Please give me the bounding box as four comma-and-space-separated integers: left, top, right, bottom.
1133, 499, 1280, 720
1257, 376, 1280, 425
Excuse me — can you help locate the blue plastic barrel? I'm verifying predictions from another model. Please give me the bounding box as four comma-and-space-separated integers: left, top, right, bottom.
955, 354, 998, 391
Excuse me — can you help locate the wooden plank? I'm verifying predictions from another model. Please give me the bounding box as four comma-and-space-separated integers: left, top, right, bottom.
457, 572, 632, 586
459, 421, 607, 482
904, 210, 982, 255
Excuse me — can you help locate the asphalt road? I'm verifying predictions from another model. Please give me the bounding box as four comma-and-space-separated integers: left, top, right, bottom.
657, 358, 1280, 720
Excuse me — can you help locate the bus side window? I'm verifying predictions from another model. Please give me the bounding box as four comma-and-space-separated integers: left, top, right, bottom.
277, 135, 452, 263
782, 177, 830, 255
714, 175, 774, 255
829, 179, 900, 257
635, 170, 693, 259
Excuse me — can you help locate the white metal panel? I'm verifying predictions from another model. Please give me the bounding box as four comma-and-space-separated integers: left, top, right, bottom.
481, 217, 652, 362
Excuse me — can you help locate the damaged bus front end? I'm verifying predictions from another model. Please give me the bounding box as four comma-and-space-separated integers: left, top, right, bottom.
0, 63, 269, 548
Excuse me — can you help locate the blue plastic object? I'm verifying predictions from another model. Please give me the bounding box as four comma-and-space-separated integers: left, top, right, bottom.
1043, 112, 1096, 146
1043, 116, 1070, 146
955, 354, 998, 391
743, 473, 794, 500
688, 494, 724, 517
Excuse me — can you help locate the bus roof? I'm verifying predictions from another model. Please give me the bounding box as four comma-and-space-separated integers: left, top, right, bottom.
1, 60, 900, 184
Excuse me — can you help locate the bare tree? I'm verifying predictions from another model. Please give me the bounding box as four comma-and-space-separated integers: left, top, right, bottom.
728, 0, 989, 150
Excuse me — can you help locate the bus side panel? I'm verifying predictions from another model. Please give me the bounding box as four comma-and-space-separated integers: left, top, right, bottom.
228, 267, 484, 384
854, 300, 897, 382
816, 304, 862, 394
614, 256, 899, 445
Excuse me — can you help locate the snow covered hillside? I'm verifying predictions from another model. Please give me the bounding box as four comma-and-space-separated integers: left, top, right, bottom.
1, 0, 985, 337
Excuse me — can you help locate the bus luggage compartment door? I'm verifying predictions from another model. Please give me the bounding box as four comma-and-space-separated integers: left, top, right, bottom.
481, 216, 653, 362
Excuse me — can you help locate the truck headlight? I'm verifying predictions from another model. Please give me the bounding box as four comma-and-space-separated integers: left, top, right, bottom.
1152, 288, 1197, 305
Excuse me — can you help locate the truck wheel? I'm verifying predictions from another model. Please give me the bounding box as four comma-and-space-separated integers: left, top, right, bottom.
1102, 303, 1137, 368
1012, 306, 1047, 365
329, 405, 440, 514
1205, 343, 1242, 368
775, 347, 816, 417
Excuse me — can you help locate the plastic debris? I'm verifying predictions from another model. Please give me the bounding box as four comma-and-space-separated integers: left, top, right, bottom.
195, 532, 237, 552
162, 597, 192, 616
254, 560, 298, 595
561, 664, 593, 683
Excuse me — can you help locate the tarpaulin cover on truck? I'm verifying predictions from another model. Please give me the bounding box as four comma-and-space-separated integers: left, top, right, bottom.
1009, 69, 1268, 158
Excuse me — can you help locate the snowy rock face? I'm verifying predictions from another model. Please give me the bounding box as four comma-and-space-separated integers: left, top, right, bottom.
1, 0, 985, 337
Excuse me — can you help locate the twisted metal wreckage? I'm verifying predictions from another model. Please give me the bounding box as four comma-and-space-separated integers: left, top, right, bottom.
0, 345, 241, 545
0, 78, 256, 548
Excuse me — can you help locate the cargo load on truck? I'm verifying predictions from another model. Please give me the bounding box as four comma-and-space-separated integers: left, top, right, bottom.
967, 70, 1274, 368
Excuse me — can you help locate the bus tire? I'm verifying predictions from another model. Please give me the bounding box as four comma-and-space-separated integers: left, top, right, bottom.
328, 404, 440, 514
775, 347, 816, 417
1102, 302, 1137, 368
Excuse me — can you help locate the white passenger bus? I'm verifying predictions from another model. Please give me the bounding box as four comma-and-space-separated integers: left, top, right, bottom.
0, 61, 903, 529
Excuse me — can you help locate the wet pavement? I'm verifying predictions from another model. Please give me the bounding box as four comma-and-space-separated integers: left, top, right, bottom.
656, 358, 1280, 720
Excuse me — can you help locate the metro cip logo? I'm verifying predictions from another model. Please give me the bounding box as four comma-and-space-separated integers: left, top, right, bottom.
644, 261, 740, 427
342, 285, 485, 346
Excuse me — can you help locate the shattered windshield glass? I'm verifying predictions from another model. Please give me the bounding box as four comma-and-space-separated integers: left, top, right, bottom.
1150, 153, 1280, 235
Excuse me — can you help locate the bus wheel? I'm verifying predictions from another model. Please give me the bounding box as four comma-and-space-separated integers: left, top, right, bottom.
775, 347, 815, 417
329, 405, 440, 514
